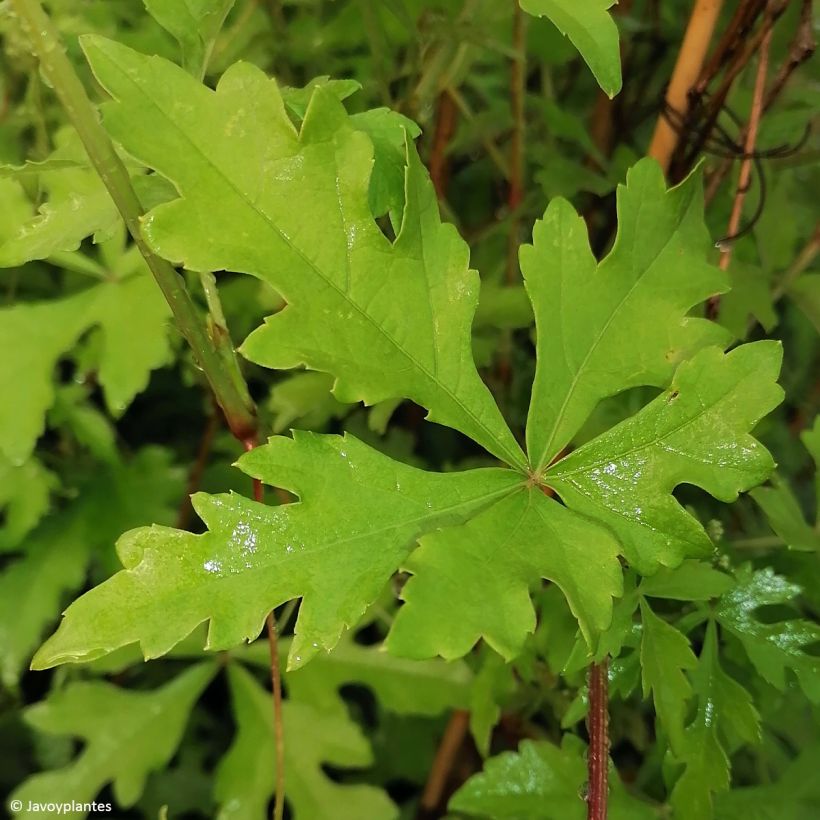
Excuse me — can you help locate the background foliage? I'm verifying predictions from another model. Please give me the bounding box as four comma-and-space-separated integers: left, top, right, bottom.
0, 1, 818, 819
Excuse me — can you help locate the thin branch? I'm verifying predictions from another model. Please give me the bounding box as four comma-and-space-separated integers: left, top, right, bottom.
177, 409, 220, 529
429, 91, 458, 200
772, 220, 820, 300
587, 659, 610, 820
507, 0, 526, 283
647, 0, 725, 173
420, 708, 470, 814
10, 0, 258, 442
245, 444, 286, 820
706, 1, 816, 203
717, 21, 773, 272
683, 2, 786, 175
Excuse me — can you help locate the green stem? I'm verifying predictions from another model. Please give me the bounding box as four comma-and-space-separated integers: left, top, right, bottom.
11, 0, 257, 441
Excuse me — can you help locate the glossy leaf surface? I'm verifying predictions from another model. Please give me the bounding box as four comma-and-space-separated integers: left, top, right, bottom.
81, 37, 525, 468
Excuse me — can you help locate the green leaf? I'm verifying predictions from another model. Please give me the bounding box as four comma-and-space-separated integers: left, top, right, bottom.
639, 599, 696, 754
449, 737, 586, 819
639, 560, 734, 601
522, 160, 729, 472
0, 448, 182, 686
268, 371, 351, 433
802, 416, 820, 515
143, 0, 236, 78
713, 744, 820, 820
715, 566, 820, 701
0, 455, 57, 551
10, 664, 215, 818
215, 664, 396, 820
0, 270, 171, 461
449, 736, 655, 819
789, 273, 820, 333
671, 622, 760, 820
81, 38, 525, 469
0, 524, 87, 689
241, 633, 472, 717
0, 131, 120, 266
33, 433, 521, 671
387, 488, 622, 660
546, 343, 783, 572
519, 0, 622, 97
751, 478, 820, 552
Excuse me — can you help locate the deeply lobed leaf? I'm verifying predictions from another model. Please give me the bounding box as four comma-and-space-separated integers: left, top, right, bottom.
80, 37, 525, 469
523, 159, 730, 473
33, 433, 521, 671
546, 343, 784, 572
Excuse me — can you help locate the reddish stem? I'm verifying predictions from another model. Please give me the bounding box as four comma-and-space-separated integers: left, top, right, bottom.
244, 440, 286, 820
587, 659, 609, 820
420, 708, 470, 814
177, 410, 220, 529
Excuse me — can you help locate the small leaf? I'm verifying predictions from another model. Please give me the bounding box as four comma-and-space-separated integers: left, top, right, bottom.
0, 131, 121, 266
10, 664, 215, 816
0, 271, 171, 461
639, 599, 697, 753
215, 664, 396, 820
0, 455, 57, 551
751, 478, 820, 552
671, 622, 760, 819
449, 737, 586, 819
715, 566, 820, 701
449, 736, 655, 819
143, 0, 236, 78
519, 0, 622, 97
547, 343, 783, 572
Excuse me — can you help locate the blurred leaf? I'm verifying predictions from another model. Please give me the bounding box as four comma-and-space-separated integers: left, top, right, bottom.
519, 0, 622, 97
10, 664, 216, 818
715, 566, 820, 701
215, 664, 396, 820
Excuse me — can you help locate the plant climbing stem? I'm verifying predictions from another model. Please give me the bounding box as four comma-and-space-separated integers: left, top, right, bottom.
10, 0, 257, 442
647, 0, 724, 173
717, 20, 773, 272
587, 658, 609, 820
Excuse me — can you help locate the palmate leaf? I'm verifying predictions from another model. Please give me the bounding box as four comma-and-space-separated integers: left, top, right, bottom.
31, 42, 783, 674
522, 159, 730, 474
386, 344, 781, 660
0, 269, 171, 462
216, 664, 396, 820
9, 663, 216, 819
519, 0, 622, 97
80, 36, 526, 469
34, 433, 521, 671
